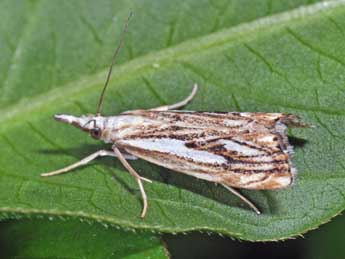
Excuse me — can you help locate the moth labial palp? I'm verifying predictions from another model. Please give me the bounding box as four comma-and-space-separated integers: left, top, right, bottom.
41, 13, 311, 218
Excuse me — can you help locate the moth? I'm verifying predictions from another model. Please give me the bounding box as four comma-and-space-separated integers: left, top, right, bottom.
42, 13, 309, 218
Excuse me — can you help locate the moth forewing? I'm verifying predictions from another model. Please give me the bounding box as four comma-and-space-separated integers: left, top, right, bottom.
113, 110, 302, 190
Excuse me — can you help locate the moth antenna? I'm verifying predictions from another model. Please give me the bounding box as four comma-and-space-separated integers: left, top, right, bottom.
96, 11, 133, 116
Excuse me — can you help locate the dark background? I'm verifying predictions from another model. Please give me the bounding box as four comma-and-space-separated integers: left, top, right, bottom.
165, 212, 342, 259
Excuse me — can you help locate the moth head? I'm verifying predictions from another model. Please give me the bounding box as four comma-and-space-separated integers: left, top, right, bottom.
54, 114, 106, 140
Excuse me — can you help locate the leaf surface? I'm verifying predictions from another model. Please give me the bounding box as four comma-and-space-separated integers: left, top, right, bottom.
1, 0, 344, 241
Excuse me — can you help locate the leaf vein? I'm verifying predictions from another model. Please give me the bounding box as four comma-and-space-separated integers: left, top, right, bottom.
1, 134, 34, 164
243, 43, 297, 90
142, 77, 167, 105
286, 27, 345, 67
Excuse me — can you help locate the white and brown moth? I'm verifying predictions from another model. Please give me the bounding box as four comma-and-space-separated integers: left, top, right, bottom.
41, 14, 309, 218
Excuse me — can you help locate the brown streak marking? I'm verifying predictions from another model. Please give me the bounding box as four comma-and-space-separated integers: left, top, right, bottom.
119, 143, 291, 175
127, 111, 290, 129
222, 171, 292, 189
128, 111, 255, 128
242, 174, 270, 187
186, 134, 275, 154
178, 112, 251, 122
203, 147, 288, 164
186, 136, 285, 160
125, 126, 242, 141
220, 155, 289, 165
124, 130, 216, 141
222, 137, 277, 155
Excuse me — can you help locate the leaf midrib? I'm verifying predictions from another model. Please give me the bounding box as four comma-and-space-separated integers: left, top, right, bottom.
1, 0, 344, 129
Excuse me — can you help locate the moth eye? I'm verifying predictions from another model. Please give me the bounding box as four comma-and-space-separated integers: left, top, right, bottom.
90, 128, 102, 139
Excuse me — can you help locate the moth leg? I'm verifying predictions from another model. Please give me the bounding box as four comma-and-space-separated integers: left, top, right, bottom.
41, 150, 139, 177
150, 84, 198, 111
221, 184, 261, 215
113, 146, 151, 218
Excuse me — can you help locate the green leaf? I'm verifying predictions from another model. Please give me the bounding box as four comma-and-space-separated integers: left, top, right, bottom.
0, 219, 167, 259
0, 0, 344, 241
